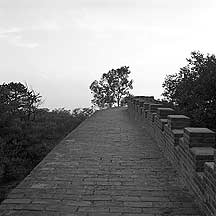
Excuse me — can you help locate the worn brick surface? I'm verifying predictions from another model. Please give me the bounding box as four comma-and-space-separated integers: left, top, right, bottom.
0, 108, 203, 215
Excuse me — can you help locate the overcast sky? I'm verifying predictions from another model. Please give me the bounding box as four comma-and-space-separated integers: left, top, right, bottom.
1, 0, 216, 110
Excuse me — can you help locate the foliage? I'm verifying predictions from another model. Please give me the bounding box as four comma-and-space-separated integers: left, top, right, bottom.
0, 82, 42, 121
120, 94, 134, 106
72, 107, 94, 121
0, 82, 93, 202
90, 66, 133, 108
162, 51, 216, 129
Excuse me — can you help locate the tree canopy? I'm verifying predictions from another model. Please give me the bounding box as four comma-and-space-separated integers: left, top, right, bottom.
0, 82, 42, 121
162, 51, 216, 129
90, 66, 133, 108
0, 82, 93, 201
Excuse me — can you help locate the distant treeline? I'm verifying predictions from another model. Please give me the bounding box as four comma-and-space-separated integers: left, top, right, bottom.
0, 82, 93, 201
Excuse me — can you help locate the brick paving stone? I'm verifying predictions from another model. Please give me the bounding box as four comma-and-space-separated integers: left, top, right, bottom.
0, 108, 204, 215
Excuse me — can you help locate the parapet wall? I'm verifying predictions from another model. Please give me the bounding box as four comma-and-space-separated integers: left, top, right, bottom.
127, 96, 216, 216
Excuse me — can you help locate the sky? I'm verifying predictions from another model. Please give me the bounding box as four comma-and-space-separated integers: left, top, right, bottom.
1, 0, 216, 110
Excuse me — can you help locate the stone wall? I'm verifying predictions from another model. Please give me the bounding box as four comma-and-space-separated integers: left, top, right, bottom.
127, 96, 216, 216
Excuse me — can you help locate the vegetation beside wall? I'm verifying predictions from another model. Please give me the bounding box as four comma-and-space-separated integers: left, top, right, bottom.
0, 82, 93, 202
162, 51, 216, 130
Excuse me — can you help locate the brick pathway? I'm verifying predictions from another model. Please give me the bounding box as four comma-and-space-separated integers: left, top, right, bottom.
0, 108, 203, 216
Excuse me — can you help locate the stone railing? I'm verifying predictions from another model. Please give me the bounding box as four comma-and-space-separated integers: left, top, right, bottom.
127, 96, 216, 216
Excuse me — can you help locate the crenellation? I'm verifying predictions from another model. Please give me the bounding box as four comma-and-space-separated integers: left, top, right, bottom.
144, 110, 148, 119
172, 129, 184, 146
137, 100, 146, 120
149, 103, 163, 113
190, 147, 215, 171
157, 108, 175, 119
127, 95, 216, 216
183, 127, 216, 148
140, 107, 145, 119
143, 103, 150, 110
167, 115, 191, 129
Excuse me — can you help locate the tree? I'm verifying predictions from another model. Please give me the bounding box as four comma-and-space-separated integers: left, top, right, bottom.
0, 82, 42, 121
72, 107, 94, 119
24, 84, 42, 121
0, 82, 42, 181
89, 80, 114, 108
0, 82, 92, 185
0, 82, 93, 202
90, 66, 133, 108
162, 51, 216, 129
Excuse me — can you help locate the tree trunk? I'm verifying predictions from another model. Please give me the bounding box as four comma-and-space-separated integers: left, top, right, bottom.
117, 97, 120, 107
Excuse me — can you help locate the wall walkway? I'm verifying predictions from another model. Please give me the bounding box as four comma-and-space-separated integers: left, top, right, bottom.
0, 108, 202, 216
